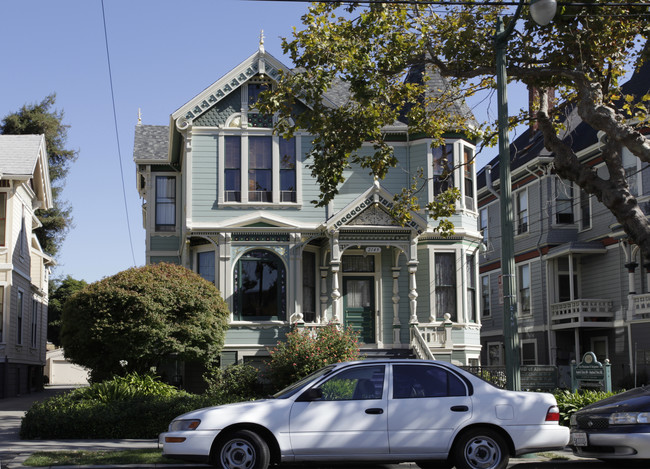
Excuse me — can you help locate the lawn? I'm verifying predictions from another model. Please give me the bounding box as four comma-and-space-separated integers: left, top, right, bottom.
23, 448, 173, 466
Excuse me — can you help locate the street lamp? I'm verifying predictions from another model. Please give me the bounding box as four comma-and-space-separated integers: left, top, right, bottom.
495, 0, 556, 391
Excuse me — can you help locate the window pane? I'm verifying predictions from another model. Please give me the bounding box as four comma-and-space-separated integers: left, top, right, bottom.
198, 251, 215, 284
481, 276, 490, 317
225, 137, 241, 168
432, 144, 454, 196
319, 365, 384, 401
0, 192, 6, 246
280, 137, 296, 169
302, 252, 316, 322
342, 255, 375, 272
249, 136, 272, 168
435, 253, 456, 321
519, 264, 531, 314
467, 255, 476, 322
236, 250, 285, 320
517, 191, 528, 234
155, 176, 176, 231
393, 365, 466, 399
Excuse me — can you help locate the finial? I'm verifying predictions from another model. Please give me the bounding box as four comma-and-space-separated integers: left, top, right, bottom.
259, 30, 265, 53
137, 108, 142, 125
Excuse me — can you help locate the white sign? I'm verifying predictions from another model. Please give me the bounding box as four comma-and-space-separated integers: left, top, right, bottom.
365, 247, 381, 253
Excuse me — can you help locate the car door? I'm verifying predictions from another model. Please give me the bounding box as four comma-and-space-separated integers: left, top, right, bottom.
388, 363, 473, 455
289, 364, 389, 456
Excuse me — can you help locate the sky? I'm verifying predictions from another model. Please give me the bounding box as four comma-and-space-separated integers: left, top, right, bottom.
0, 0, 516, 283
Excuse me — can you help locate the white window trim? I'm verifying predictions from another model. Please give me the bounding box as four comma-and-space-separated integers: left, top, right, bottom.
517, 261, 532, 317
459, 141, 477, 213
578, 189, 592, 232
553, 177, 576, 226
152, 173, 179, 234
217, 130, 303, 208
514, 187, 529, 236
428, 248, 461, 323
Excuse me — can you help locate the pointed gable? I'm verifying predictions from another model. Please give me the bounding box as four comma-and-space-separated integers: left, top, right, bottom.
326, 179, 428, 235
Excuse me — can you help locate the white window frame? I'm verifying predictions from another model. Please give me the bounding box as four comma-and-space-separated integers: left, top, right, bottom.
521, 339, 538, 365
517, 262, 532, 316
554, 177, 575, 225
515, 188, 529, 235
479, 207, 489, 243
17, 289, 24, 345
153, 174, 178, 233
430, 250, 460, 322
460, 143, 476, 212
623, 148, 641, 197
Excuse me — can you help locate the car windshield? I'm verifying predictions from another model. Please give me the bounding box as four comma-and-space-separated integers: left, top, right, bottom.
272, 365, 336, 399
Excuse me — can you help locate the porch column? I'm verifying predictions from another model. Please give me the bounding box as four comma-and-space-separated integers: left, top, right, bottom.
392, 266, 401, 345
408, 262, 419, 324
574, 328, 580, 363
568, 254, 575, 300
625, 262, 638, 295
330, 232, 342, 323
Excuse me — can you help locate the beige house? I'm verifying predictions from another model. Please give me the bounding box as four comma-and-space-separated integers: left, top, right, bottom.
0, 135, 53, 398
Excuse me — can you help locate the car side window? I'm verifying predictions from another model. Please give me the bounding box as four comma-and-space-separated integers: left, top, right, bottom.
318, 365, 385, 401
393, 365, 466, 399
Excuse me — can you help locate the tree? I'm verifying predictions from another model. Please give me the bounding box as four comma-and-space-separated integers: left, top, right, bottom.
48, 275, 88, 347
60, 263, 230, 382
260, 1, 650, 254
1, 94, 77, 257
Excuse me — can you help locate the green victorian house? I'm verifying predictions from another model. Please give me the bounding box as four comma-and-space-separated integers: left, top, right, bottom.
133, 42, 483, 379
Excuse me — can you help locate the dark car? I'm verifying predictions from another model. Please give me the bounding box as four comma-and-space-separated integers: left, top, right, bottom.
570, 386, 650, 461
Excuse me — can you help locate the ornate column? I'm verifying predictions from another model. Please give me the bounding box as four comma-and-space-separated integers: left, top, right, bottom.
625, 262, 639, 295
319, 266, 329, 323
408, 238, 419, 325
392, 266, 402, 345
330, 232, 342, 323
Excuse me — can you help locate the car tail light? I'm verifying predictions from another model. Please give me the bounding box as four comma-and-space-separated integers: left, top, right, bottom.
545, 406, 560, 422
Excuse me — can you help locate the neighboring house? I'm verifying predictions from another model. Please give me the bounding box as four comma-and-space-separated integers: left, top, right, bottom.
44, 347, 89, 386
133, 42, 483, 382
0, 134, 53, 398
477, 64, 650, 388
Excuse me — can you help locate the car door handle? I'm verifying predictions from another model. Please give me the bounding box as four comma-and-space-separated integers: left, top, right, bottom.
365, 408, 384, 415
450, 405, 469, 412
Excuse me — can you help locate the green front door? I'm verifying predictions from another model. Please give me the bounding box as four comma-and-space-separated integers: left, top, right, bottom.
343, 277, 375, 344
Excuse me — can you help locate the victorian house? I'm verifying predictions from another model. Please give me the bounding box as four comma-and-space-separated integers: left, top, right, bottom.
0, 134, 53, 398
477, 63, 650, 388
133, 43, 483, 378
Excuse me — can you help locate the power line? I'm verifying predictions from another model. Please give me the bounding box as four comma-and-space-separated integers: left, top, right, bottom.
101, 0, 137, 267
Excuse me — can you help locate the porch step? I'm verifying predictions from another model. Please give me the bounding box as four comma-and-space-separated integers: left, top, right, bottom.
361, 348, 415, 360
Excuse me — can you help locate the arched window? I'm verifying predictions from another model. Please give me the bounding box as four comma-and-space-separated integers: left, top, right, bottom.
234, 249, 286, 321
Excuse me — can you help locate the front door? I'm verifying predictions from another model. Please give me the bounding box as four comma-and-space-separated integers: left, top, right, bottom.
343, 277, 375, 343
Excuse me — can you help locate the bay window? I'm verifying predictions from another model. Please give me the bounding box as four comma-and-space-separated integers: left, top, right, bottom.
155, 176, 176, 232
435, 252, 457, 321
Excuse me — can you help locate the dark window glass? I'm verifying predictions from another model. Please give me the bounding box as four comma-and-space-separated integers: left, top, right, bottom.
248, 136, 272, 202
155, 176, 176, 231
248, 82, 269, 107
198, 251, 215, 284
280, 137, 296, 202
435, 253, 456, 321
0, 192, 6, 246
393, 365, 466, 398
234, 249, 286, 321
342, 255, 375, 272
432, 144, 454, 196
302, 251, 316, 322
225, 137, 241, 202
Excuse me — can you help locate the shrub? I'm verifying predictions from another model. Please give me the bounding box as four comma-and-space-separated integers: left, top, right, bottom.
554, 389, 619, 427
267, 323, 360, 392
20, 373, 221, 439
204, 364, 264, 402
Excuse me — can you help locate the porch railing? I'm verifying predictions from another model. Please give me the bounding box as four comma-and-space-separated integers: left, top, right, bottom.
631, 293, 650, 318
550, 299, 614, 329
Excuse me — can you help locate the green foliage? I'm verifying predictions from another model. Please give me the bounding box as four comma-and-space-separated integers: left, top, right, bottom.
71, 373, 178, 403
60, 263, 230, 382
48, 275, 88, 346
0, 94, 77, 257
267, 324, 360, 392
204, 364, 264, 402
554, 389, 618, 427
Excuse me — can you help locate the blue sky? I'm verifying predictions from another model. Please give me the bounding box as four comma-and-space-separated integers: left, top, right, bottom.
0, 0, 510, 283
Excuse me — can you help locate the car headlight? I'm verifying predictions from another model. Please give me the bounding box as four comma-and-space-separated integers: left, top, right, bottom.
609, 412, 650, 425
169, 419, 201, 431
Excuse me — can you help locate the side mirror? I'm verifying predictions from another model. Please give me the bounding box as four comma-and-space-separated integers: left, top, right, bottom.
297, 387, 323, 402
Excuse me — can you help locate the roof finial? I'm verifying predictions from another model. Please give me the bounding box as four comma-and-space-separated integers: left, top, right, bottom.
259, 30, 265, 54
137, 108, 142, 125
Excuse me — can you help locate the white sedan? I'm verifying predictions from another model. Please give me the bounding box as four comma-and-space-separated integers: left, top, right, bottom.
160, 360, 569, 469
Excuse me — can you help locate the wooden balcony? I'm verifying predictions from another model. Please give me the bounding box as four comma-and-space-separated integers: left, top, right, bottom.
550, 299, 614, 330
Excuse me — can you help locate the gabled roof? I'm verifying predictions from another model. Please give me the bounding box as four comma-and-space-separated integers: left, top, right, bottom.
325, 179, 428, 235
0, 134, 52, 209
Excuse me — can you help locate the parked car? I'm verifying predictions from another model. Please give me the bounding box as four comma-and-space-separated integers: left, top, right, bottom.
570, 385, 650, 461
160, 359, 569, 469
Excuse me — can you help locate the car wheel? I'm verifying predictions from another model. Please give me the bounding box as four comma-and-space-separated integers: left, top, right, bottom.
452, 428, 509, 469
214, 429, 270, 469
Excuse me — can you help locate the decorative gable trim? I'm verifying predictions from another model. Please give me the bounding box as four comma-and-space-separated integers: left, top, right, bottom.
326, 179, 428, 235
172, 50, 288, 131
